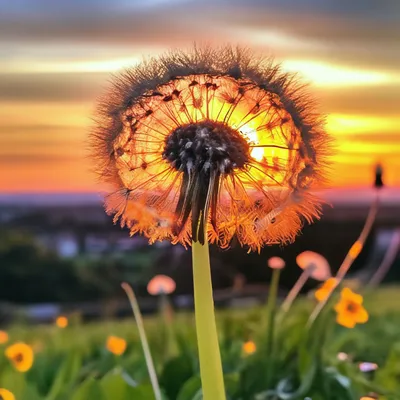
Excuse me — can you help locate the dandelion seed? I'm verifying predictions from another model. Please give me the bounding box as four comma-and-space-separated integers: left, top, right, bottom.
91, 46, 331, 252
5, 342, 34, 372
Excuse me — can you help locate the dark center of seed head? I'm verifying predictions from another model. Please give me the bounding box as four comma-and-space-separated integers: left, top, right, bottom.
162, 121, 251, 244
162, 121, 250, 175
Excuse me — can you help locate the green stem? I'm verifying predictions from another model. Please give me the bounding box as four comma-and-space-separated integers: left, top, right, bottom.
192, 239, 226, 400
160, 294, 177, 358
121, 283, 162, 400
307, 191, 380, 327
265, 268, 281, 385
280, 267, 312, 314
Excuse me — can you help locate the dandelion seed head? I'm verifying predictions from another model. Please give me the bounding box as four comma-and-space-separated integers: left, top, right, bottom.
91, 46, 331, 251
147, 275, 176, 295
296, 250, 331, 281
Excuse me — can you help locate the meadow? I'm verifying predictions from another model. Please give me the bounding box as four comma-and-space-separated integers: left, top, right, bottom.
1, 285, 399, 400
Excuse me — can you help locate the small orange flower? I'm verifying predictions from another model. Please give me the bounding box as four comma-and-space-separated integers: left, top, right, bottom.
0, 388, 15, 400
334, 288, 369, 329
5, 342, 34, 372
360, 394, 378, 400
106, 336, 127, 356
55, 316, 68, 328
315, 278, 337, 302
242, 340, 256, 355
0, 330, 9, 344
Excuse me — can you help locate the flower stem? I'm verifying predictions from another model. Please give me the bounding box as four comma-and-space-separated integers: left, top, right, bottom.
192, 239, 226, 400
265, 268, 281, 386
121, 282, 162, 400
307, 190, 380, 327
280, 267, 312, 314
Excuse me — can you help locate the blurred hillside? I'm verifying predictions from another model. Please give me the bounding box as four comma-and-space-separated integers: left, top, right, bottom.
0, 188, 399, 310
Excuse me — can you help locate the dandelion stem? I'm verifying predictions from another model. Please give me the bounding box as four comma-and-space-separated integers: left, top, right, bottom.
368, 230, 400, 287
307, 191, 380, 327
121, 282, 162, 400
280, 266, 313, 314
192, 239, 226, 400
265, 268, 281, 386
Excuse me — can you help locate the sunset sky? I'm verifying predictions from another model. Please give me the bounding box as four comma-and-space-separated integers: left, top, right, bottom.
1, 0, 400, 192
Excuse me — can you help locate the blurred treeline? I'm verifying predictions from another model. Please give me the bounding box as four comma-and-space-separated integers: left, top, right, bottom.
0, 230, 158, 303
2, 218, 400, 305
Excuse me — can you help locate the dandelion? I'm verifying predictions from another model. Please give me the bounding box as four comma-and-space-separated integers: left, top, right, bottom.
55, 316, 68, 329
92, 46, 329, 251
315, 278, 338, 302
106, 335, 127, 356
0, 388, 15, 400
147, 275, 176, 295
267, 256, 285, 269
334, 288, 368, 329
5, 342, 34, 372
0, 330, 9, 345
296, 250, 331, 281
147, 275, 176, 357
281, 251, 331, 313
242, 340, 256, 355
91, 46, 330, 400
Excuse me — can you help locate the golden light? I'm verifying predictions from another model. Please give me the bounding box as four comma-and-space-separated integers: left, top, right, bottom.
2, 57, 141, 74
326, 114, 400, 135
281, 60, 395, 87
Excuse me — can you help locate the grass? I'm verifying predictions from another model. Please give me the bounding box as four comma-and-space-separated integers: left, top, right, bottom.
1, 285, 400, 399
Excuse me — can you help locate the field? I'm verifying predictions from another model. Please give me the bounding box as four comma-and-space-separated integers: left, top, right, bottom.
1, 286, 400, 400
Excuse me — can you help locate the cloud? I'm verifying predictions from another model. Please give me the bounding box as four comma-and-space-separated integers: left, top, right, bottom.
0, 0, 399, 76
0, 73, 107, 102
0, 154, 79, 164
1, 71, 399, 118
316, 85, 400, 116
